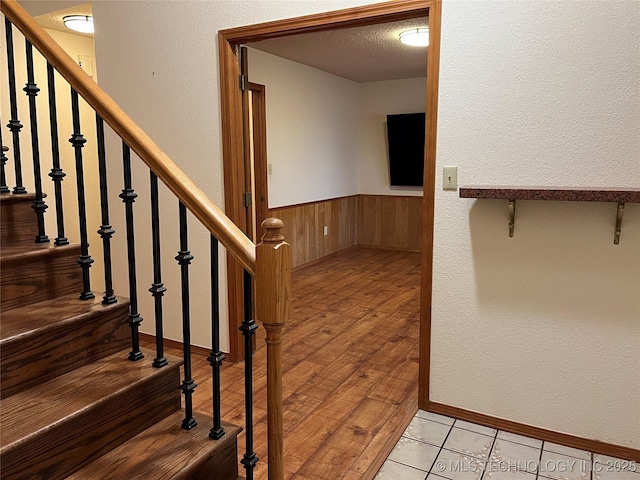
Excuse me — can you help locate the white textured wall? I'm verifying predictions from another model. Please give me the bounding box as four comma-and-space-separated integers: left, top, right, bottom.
248, 51, 425, 203
248, 47, 360, 208
433, 1, 640, 448
359, 77, 426, 196
90, 0, 376, 352
86, 0, 638, 448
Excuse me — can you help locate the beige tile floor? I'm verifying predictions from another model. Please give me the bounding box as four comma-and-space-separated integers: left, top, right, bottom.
376, 410, 639, 480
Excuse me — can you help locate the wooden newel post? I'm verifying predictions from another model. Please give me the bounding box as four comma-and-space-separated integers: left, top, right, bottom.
256, 217, 290, 480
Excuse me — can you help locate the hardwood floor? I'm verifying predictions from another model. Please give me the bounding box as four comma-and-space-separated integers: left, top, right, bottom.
145, 247, 421, 480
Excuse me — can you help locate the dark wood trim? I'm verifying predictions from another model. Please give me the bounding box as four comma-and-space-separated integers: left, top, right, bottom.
219, 0, 437, 363
357, 244, 421, 253
0, 192, 42, 204
429, 402, 640, 463
248, 82, 269, 236
218, 30, 246, 363
419, 0, 441, 410
218, 0, 430, 44
140, 333, 212, 358
240, 46, 253, 241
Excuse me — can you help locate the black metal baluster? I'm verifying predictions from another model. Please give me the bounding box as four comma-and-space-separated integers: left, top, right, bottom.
5, 18, 26, 194
95, 115, 116, 305
120, 142, 143, 361
0, 124, 9, 194
207, 234, 225, 439
240, 269, 258, 479
24, 40, 48, 243
149, 171, 168, 368
176, 202, 197, 430
69, 88, 94, 299
47, 62, 68, 246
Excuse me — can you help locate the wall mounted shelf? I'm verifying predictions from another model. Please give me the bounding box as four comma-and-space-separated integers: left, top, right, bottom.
459, 187, 640, 244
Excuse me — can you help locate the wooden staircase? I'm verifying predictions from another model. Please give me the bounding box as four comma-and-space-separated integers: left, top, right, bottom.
0, 193, 241, 479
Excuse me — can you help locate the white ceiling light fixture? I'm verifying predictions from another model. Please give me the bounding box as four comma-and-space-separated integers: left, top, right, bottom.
399, 28, 429, 47
63, 15, 94, 34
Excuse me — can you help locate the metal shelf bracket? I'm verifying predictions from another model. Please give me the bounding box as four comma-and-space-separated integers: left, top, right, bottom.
508, 199, 516, 237
614, 202, 625, 245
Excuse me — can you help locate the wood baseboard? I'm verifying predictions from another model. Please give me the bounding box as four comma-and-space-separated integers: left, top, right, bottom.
358, 243, 421, 253
139, 333, 212, 358
428, 401, 640, 462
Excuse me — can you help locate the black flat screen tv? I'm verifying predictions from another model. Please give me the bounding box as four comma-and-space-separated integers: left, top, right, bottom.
386, 112, 426, 187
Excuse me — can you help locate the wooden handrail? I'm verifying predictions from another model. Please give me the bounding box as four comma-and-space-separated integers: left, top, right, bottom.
1, 0, 256, 274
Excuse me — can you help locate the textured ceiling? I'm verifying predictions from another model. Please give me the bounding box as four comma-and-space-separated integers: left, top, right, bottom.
19, 0, 86, 18
19, 1, 426, 83
248, 16, 429, 83
19, 1, 92, 38
34, 3, 93, 38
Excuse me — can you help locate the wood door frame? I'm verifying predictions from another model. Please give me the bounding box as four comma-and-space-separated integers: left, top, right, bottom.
219, 0, 441, 407
247, 82, 269, 234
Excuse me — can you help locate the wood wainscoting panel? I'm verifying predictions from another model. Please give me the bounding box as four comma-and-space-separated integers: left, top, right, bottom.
358, 195, 422, 251
269, 194, 421, 270
269, 196, 358, 269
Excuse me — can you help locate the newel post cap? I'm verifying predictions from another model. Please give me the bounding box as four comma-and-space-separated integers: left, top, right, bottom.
261, 217, 284, 243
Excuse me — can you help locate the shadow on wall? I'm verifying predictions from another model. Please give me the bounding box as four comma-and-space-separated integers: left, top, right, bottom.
468, 199, 640, 326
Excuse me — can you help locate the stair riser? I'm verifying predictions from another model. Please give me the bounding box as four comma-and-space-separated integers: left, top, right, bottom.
0, 364, 182, 480
1, 302, 131, 399
190, 440, 239, 480
0, 249, 82, 312
0, 196, 38, 245
148, 432, 240, 480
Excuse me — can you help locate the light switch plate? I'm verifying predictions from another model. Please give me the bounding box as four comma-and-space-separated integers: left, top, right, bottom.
443, 166, 458, 190
78, 55, 93, 76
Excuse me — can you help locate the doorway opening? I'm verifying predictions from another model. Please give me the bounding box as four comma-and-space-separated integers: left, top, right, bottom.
218, 0, 440, 413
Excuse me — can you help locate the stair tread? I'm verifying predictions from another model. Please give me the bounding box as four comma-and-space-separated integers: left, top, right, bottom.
0, 347, 183, 450
0, 239, 79, 263
66, 411, 242, 480
0, 294, 129, 343
0, 192, 39, 205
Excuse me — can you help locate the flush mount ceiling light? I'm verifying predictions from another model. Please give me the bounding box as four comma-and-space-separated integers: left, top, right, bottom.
63, 15, 94, 34
399, 28, 429, 47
